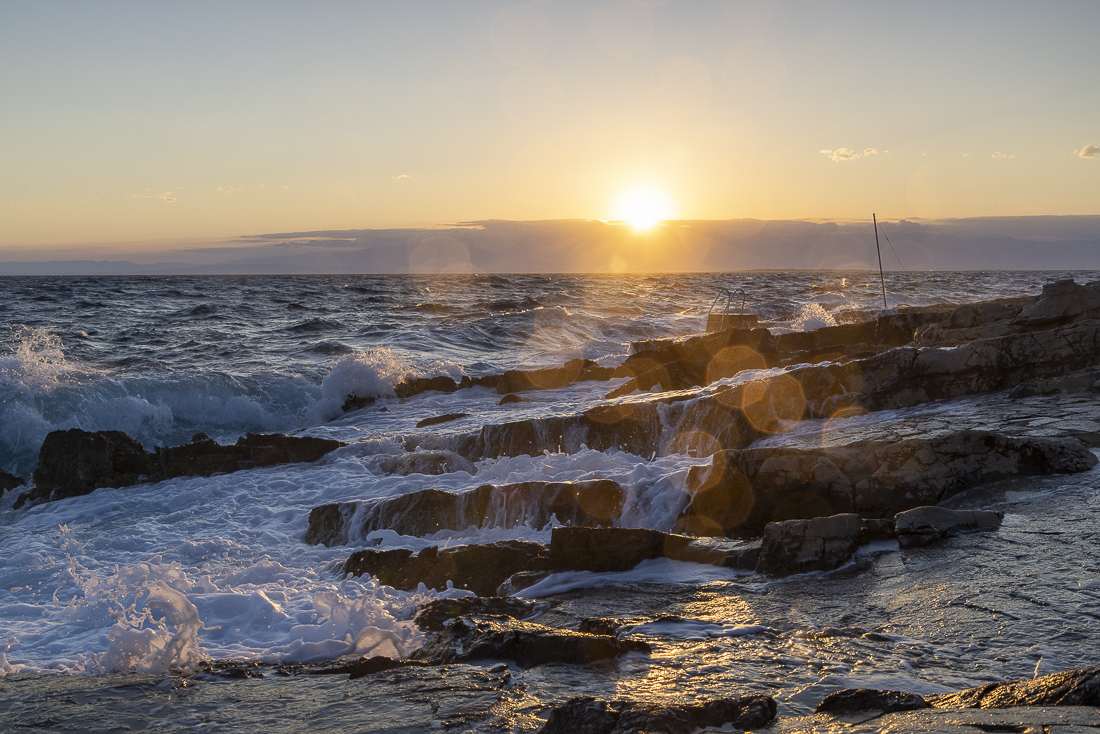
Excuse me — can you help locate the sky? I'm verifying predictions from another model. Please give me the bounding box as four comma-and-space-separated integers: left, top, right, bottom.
1, 0, 1098, 262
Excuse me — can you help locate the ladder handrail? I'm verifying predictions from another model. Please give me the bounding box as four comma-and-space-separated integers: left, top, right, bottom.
706, 287, 748, 324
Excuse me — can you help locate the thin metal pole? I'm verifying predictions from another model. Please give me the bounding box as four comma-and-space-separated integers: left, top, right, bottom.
873, 213, 887, 309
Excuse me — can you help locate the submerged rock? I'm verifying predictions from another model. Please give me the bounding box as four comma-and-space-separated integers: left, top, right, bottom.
410, 615, 650, 668
305, 480, 625, 545
415, 412, 468, 428
895, 506, 1003, 548
375, 450, 475, 476
816, 688, 930, 714
415, 597, 547, 631
927, 666, 1100, 708
538, 694, 777, 734
22, 429, 346, 507
678, 431, 1095, 536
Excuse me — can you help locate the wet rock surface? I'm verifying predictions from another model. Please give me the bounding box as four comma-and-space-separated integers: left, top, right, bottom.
415, 596, 548, 631
344, 540, 549, 596
926, 665, 1100, 709
678, 431, 1095, 536
895, 506, 1003, 549
21, 429, 346, 507
538, 694, 777, 734
815, 688, 930, 714
340, 527, 743, 593
410, 615, 651, 668
305, 479, 625, 545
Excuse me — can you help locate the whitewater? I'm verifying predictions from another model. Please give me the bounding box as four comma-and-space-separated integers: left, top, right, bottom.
2, 271, 1100, 730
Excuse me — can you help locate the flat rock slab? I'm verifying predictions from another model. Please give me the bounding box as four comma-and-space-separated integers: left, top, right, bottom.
765, 705, 1100, 733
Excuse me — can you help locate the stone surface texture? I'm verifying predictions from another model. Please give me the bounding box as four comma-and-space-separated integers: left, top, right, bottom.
410, 615, 650, 668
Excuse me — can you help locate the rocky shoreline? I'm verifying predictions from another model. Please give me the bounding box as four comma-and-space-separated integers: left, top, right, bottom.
4, 279, 1100, 732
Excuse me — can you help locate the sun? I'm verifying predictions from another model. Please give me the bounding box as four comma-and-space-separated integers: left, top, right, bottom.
611, 183, 676, 231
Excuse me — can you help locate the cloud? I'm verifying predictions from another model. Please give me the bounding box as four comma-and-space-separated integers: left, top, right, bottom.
129, 191, 178, 203
820, 147, 863, 162
863, 148, 878, 156
962, 153, 970, 157
991, 152, 1013, 158
393, 174, 411, 180
1079, 144, 1100, 159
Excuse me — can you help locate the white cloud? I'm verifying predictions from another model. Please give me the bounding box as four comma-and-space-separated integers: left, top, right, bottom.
863, 148, 878, 156
820, 147, 863, 162
962, 153, 970, 157
991, 151, 1013, 159
1079, 144, 1100, 159
393, 174, 411, 180
129, 191, 177, 203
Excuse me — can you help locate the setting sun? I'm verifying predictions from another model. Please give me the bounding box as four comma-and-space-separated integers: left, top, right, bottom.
611, 184, 676, 231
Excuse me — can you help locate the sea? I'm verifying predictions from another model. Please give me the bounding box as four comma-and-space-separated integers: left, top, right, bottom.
1, 271, 1099, 732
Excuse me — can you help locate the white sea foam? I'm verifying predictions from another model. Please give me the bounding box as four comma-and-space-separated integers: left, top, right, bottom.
789, 303, 839, 332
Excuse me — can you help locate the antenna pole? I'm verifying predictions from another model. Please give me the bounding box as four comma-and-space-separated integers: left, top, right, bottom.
873, 213, 887, 309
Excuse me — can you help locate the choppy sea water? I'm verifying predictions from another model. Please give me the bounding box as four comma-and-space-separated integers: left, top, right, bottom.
1, 271, 1099, 732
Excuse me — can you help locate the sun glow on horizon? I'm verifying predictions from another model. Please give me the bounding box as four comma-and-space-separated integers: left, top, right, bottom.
611, 184, 676, 231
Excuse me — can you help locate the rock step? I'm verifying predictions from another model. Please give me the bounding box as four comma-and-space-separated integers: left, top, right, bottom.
678, 431, 1095, 537
537, 694, 777, 734
342, 527, 755, 596
304, 479, 626, 547
418, 318, 1100, 463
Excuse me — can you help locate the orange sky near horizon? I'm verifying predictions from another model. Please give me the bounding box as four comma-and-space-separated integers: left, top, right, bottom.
1, 1, 1098, 254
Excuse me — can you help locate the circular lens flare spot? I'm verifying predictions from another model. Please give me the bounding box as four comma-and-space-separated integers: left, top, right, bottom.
611, 184, 676, 231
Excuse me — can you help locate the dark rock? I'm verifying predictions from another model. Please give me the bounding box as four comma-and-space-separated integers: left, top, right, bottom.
757, 513, 862, 576
498, 393, 524, 405
538, 694, 777, 734
156, 432, 344, 478
415, 413, 468, 428
28, 429, 158, 505
859, 517, 897, 543
678, 432, 1095, 537
341, 395, 375, 412
895, 506, 1003, 548
341, 656, 430, 680
1, 467, 25, 493
548, 527, 721, 573
577, 617, 624, 636
344, 541, 550, 596
306, 480, 624, 544
926, 665, 1100, 709
303, 503, 358, 547
376, 450, 475, 476
416, 597, 547, 631
816, 688, 930, 714
410, 615, 650, 668
394, 375, 459, 398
